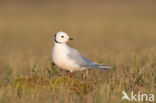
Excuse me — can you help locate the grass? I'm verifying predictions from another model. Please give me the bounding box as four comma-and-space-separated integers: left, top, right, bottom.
0, 1, 156, 103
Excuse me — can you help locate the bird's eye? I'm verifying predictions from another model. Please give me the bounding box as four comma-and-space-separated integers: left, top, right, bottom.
61, 36, 64, 38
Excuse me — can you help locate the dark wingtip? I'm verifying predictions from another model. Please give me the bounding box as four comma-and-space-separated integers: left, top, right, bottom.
100, 68, 109, 71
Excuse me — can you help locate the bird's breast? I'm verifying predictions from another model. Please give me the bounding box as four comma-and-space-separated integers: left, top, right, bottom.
52, 45, 80, 72
52, 45, 68, 64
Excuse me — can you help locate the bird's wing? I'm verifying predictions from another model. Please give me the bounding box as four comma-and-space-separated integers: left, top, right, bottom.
67, 47, 93, 67
67, 47, 113, 70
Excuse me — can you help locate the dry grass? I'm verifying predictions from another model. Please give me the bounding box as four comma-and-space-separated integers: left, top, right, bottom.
0, 1, 156, 103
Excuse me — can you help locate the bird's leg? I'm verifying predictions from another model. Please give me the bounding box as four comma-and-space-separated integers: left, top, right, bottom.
70, 72, 72, 78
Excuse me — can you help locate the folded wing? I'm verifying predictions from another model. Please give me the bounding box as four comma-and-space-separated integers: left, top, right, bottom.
67, 47, 112, 71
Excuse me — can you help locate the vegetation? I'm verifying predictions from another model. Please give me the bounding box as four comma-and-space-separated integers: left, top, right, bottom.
0, 1, 156, 103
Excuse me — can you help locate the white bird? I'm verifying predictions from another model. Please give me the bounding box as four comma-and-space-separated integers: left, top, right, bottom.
52, 31, 112, 77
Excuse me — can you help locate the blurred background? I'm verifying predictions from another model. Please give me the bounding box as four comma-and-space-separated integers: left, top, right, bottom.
0, 0, 156, 102
0, 0, 156, 72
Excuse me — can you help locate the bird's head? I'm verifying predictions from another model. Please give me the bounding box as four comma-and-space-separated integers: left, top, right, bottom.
54, 31, 73, 44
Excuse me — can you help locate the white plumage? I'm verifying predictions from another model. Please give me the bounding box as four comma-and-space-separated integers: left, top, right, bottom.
52, 31, 112, 77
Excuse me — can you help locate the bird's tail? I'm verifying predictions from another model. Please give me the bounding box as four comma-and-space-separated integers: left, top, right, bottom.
97, 64, 113, 71
87, 63, 113, 71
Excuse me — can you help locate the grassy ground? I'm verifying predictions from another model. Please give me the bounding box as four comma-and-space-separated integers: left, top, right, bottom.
0, 1, 156, 103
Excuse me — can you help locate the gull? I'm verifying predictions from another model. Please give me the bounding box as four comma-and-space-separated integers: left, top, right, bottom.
52, 31, 112, 77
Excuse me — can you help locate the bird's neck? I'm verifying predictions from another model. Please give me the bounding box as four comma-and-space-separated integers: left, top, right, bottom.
54, 42, 67, 46
53, 42, 68, 53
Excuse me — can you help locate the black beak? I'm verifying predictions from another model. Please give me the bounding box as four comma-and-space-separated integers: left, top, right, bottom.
69, 38, 73, 40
